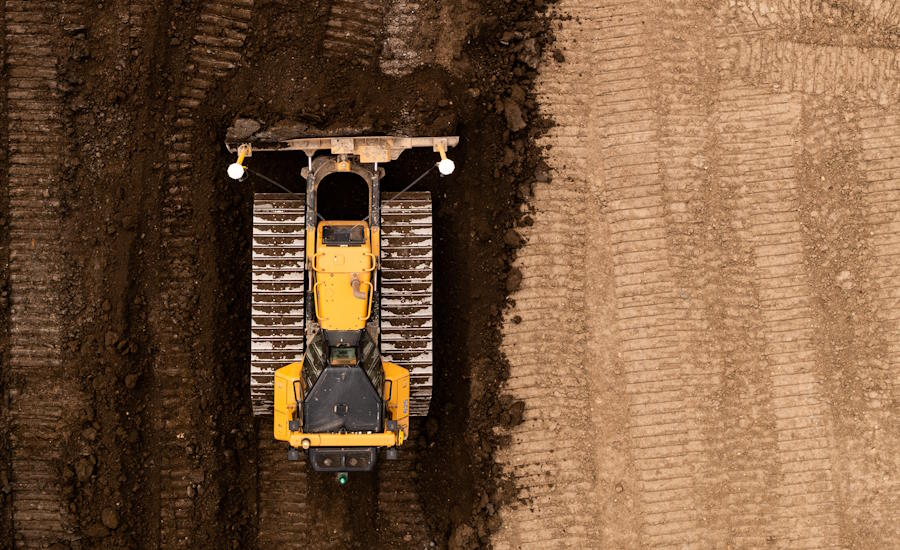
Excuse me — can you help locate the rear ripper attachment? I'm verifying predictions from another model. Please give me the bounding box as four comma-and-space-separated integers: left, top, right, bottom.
228, 133, 458, 473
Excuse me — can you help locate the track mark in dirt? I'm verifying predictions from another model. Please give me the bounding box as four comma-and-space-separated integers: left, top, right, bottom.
126, 0, 154, 45
255, 420, 358, 549
323, 0, 386, 66
375, 427, 430, 547
858, 109, 900, 400
721, 85, 841, 549
0, 0, 11, 544
721, 31, 900, 106
657, 4, 781, 547
379, 0, 426, 76
492, 2, 604, 547
852, 106, 900, 544
726, 0, 900, 29
4, 1, 83, 547
719, 0, 900, 106
152, 1, 252, 547
798, 99, 897, 548
597, 2, 710, 547
255, 420, 311, 547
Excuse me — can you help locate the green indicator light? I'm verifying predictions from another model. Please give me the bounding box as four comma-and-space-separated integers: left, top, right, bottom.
337, 473, 348, 486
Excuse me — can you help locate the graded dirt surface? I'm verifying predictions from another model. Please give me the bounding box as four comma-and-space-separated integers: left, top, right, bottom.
2, 1, 900, 550
496, 1, 900, 549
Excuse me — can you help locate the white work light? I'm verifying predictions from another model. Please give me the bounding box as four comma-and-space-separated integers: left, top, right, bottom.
227, 162, 246, 180
438, 158, 456, 176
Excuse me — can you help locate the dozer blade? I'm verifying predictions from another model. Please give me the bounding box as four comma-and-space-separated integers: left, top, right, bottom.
381, 192, 433, 416
225, 118, 459, 164
251, 194, 305, 416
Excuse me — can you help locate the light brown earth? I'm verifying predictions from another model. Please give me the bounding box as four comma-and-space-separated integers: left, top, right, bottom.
496, 1, 900, 548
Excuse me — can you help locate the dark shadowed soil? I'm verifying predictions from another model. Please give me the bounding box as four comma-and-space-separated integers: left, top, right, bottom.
1, 0, 552, 548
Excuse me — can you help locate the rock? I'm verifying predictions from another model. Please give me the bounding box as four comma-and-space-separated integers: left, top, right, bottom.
84, 522, 108, 538
509, 85, 526, 104
503, 229, 523, 248
448, 524, 476, 550
75, 457, 93, 482
506, 267, 523, 292
225, 118, 261, 142
428, 112, 458, 135
519, 38, 541, 69
506, 400, 526, 426
552, 48, 566, 63
124, 373, 139, 390
425, 417, 439, 439
503, 99, 527, 132
101, 507, 119, 530
836, 270, 853, 290
81, 427, 97, 441
0, 470, 10, 494
615, 482, 624, 493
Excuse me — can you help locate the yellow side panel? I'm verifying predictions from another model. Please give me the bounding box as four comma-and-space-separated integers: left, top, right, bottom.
306, 230, 315, 267
273, 361, 302, 442
383, 361, 410, 439
370, 227, 380, 259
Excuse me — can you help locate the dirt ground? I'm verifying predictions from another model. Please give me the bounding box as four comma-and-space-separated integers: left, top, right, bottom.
1, 0, 548, 548
496, 1, 900, 549
3, 0, 900, 549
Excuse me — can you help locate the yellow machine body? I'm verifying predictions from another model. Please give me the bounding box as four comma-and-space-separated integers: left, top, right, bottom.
273, 359, 410, 447
310, 221, 377, 330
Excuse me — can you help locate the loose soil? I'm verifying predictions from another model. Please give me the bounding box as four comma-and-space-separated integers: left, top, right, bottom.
2, 0, 552, 548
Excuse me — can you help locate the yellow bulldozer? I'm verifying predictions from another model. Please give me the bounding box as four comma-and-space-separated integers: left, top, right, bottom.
226, 132, 457, 479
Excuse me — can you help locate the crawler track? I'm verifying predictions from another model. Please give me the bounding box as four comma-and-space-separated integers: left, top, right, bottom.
250, 194, 306, 416
4, 1, 82, 547
381, 193, 434, 415
151, 1, 252, 546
